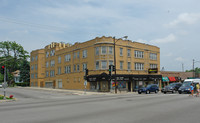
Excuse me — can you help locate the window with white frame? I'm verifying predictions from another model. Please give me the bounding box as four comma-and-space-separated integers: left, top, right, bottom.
134, 50, 144, 58
96, 61, 99, 70
128, 62, 131, 70
127, 49, 131, 57
58, 56, 61, 64
150, 53, 157, 60
50, 70, 55, 77
50, 60, 55, 67
73, 52, 76, 59
82, 50, 87, 58
46, 52, 49, 58
77, 64, 80, 72
120, 48, 123, 56
46, 62, 49, 68
58, 67, 61, 75
109, 46, 113, 54
65, 66, 71, 73
46, 71, 49, 77
95, 47, 99, 55
73, 65, 76, 72
109, 60, 113, 65
101, 46, 107, 54
65, 54, 71, 62
150, 64, 157, 69
50, 50, 55, 56
82, 63, 87, 71
35, 64, 38, 70
120, 61, 123, 70
77, 51, 80, 58
135, 63, 144, 70
101, 61, 107, 69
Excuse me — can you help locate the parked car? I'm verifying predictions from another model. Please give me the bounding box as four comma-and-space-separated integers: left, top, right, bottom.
138, 84, 159, 94
162, 83, 182, 94
0, 84, 2, 88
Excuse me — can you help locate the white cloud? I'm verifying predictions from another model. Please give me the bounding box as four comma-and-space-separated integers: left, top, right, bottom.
166, 13, 200, 27
151, 34, 176, 44
136, 39, 148, 44
175, 57, 185, 62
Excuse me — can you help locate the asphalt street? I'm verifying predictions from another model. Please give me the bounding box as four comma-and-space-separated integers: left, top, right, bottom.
0, 87, 200, 123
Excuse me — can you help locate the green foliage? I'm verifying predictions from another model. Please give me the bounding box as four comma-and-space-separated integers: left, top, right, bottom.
186, 67, 200, 73
19, 60, 30, 82
0, 41, 30, 85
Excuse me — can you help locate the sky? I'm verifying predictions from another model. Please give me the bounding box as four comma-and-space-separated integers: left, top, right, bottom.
0, 0, 200, 71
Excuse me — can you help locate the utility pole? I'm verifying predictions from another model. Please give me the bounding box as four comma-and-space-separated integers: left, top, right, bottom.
193, 59, 195, 78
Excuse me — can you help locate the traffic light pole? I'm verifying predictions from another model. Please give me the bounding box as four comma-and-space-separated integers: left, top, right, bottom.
3, 66, 6, 99
113, 37, 117, 94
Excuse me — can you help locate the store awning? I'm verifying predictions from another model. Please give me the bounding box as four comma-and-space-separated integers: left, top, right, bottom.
168, 77, 176, 82
162, 77, 169, 82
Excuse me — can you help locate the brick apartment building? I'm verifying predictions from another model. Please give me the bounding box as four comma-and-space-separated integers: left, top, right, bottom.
30, 36, 162, 92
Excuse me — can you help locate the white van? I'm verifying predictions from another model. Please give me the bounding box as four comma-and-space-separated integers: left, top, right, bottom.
184, 79, 200, 84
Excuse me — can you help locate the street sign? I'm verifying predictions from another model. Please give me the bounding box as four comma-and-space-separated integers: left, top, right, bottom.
84, 81, 87, 86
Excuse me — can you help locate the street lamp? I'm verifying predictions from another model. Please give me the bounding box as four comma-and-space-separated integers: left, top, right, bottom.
113, 36, 128, 94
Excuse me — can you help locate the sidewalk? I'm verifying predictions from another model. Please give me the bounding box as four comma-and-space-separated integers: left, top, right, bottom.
19, 87, 136, 95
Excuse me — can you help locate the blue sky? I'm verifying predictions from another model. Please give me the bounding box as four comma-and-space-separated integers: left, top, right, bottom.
1, 0, 200, 71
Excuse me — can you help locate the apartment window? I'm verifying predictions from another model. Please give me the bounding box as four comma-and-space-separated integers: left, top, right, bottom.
77, 64, 80, 72
73, 65, 76, 72
46, 52, 49, 58
35, 64, 38, 70
46, 62, 48, 68
65, 54, 71, 62
82, 50, 87, 58
31, 65, 34, 70
127, 49, 131, 57
50, 70, 55, 77
35, 55, 38, 60
96, 61, 99, 70
50, 60, 55, 67
150, 53, 157, 60
128, 62, 131, 70
31, 56, 34, 61
50, 50, 55, 56
35, 73, 38, 78
101, 46, 107, 54
73, 52, 76, 59
150, 64, 157, 69
135, 63, 144, 70
65, 66, 71, 73
46, 71, 49, 77
58, 56, 61, 64
120, 61, 123, 70
109, 46, 113, 54
109, 60, 113, 65
77, 51, 80, 58
135, 50, 144, 58
120, 48, 123, 56
101, 61, 107, 69
95, 47, 99, 55
58, 67, 61, 75
31, 74, 34, 79
82, 63, 87, 71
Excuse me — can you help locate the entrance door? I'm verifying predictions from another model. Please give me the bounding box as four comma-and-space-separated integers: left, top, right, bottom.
58, 81, 62, 88
128, 82, 131, 92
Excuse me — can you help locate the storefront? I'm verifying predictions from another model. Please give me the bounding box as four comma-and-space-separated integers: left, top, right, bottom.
87, 73, 162, 92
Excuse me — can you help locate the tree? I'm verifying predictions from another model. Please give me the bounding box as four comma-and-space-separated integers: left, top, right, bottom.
0, 41, 29, 85
19, 60, 30, 83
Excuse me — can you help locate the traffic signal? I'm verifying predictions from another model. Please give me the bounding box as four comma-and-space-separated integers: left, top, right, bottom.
112, 65, 116, 71
1, 65, 5, 74
109, 65, 112, 71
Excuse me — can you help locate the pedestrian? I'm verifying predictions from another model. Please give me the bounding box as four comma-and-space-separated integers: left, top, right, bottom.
189, 83, 194, 97
195, 83, 199, 97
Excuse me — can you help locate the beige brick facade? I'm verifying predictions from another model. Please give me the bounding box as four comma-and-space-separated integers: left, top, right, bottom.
30, 36, 161, 92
